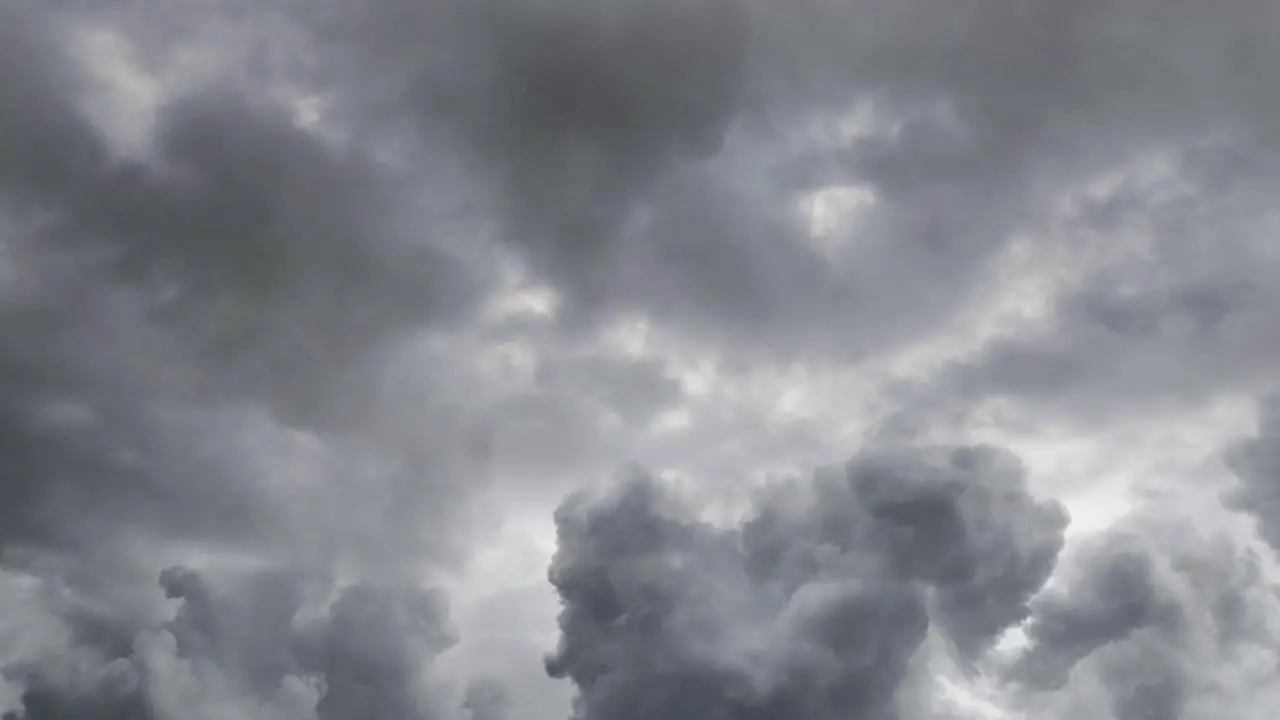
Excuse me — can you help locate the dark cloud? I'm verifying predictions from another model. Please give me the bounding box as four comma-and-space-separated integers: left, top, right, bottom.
0, 4, 106, 208
1, 2, 480, 420
92, 0, 1274, 376
287, 0, 995, 357
0, 0, 496, 560
853, 446, 1068, 658
266, 0, 1278, 370
894, 144, 1280, 430
545, 443, 1068, 719
0, 4, 490, 715
5, 1, 1280, 719
545, 470, 926, 720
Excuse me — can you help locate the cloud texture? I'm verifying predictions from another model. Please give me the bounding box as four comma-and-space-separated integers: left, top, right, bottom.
3, 1, 1280, 719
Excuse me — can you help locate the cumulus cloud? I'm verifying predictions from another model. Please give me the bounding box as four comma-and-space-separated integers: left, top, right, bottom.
544, 443, 1069, 719
544, 435, 1280, 720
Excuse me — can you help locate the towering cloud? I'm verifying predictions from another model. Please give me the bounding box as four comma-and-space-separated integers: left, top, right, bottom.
545, 444, 1069, 719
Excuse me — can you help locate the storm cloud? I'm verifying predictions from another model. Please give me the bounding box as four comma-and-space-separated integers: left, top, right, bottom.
544, 444, 1069, 719
4, 0, 1280, 719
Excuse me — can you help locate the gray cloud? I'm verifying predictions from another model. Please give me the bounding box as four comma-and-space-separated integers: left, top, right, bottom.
895, 145, 1280, 431
0, 4, 494, 716
1006, 511, 1279, 720
6, 1, 1280, 719
534, 353, 682, 429
1224, 395, 1280, 552
4, 564, 460, 720
0, 0, 499, 556
280, 0, 1000, 357
1009, 532, 1181, 691
544, 443, 1068, 719
282, 0, 1280, 371
852, 446, 1068, 658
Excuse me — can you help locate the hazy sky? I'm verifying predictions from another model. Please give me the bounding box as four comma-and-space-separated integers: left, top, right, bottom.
2, 1, 1280, 719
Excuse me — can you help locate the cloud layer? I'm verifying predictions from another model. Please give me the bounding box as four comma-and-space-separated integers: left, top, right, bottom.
3, 1, 1280, 719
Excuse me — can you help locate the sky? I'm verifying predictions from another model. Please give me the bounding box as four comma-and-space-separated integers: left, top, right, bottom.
1, 1, 1280, 719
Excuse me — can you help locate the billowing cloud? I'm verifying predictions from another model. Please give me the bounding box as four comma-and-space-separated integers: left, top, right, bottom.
3, 565, 461, 720
316, 0, 1280, 363
0, 3, 494, 716
1005, 510, 1280, 720
544, 443, 1068, 719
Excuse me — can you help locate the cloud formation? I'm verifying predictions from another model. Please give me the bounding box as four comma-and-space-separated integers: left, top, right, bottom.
3, 564, 460, 720
4, 1, 1280, 719
1224, 396, 1280, 545
544, 444, 1068, 719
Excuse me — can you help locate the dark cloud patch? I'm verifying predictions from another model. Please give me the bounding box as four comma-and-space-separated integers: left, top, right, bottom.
36, 87, 472, 425
1096, 633, 1188, 720
545, 443, 1068, 719
4, 674, 148, 720
477, 0, 749, 314
1, 0, 479, 426
295, 0, 1007, 358
0, 290, 277, 555
88, 0, 1280, 371
458, 0, 1280, 358
546, 470, 926, 720
0, 0, 491, 561
290, 0, 1276, 367
0, 4, 110, 210
852, 446, 1068, 658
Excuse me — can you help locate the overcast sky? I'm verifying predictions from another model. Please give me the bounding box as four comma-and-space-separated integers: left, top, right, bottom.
2, 1, 1280, 719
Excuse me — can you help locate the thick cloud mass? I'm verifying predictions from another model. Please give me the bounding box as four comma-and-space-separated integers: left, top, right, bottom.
308, 0, 1280, 360
0, 3, 487, 717
5, 1, 1280, 719
545, 444, 1068, 719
